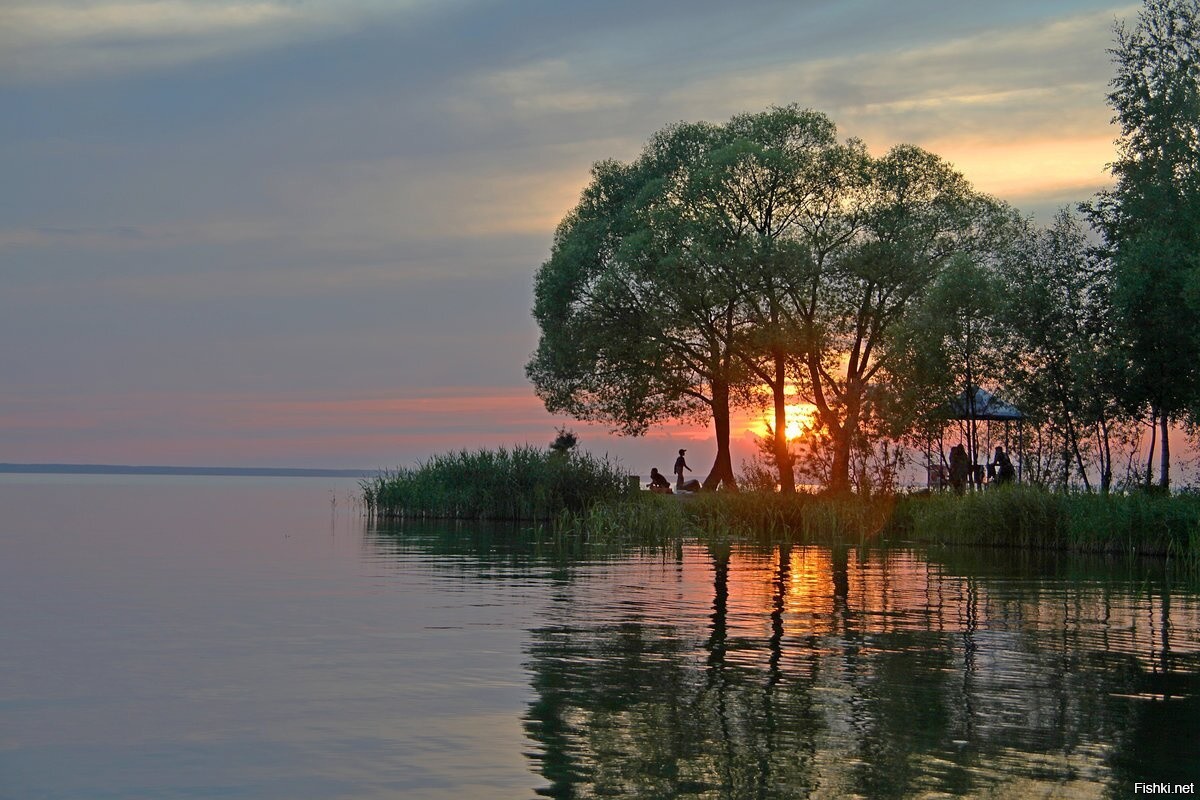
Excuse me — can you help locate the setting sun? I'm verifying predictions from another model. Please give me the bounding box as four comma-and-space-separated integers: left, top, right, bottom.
748, 401, 819, 441
783, 403, 819, 440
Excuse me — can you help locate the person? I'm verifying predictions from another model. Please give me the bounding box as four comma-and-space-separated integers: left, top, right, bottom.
992, 446, 1015, 485
949, 444, 970, 495
648, 468, 673, 493
673, 449, 691, 489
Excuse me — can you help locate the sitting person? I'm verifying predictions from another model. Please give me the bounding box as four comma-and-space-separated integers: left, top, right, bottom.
648, 467, 673, 493
992, 446, 1015, 485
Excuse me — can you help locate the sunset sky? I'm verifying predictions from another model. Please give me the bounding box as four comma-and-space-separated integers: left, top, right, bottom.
2, 0, 1135, 474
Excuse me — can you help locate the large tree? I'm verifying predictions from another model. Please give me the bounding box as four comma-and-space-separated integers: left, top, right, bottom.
530, 108, 993, 494
688, 107, 868, 492
527, 120, 752, 489
528, 107, 865, 490
789, 146, 997, 493
1085, 0, 1200, 490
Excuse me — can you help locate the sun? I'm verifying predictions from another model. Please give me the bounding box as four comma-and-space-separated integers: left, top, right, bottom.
748, 401, 818, 441
782, 403, 818, 440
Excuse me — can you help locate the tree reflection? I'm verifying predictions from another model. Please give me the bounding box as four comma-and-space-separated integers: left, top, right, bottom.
360, 522, 1200, 797
516, 542, 1200, 798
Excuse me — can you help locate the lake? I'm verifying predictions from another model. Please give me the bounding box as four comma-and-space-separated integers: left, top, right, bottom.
2, 476, 1198, 799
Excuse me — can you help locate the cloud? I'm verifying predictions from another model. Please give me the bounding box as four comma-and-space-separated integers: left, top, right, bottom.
475, 60, 632, 114
0, 0, 454, 83
638, 6, 1129, 203
666, 7, 1126, 143
928, 135, 1115, 200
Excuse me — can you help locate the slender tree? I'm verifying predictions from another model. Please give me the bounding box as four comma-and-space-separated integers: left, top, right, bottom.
894, 252, 1007, 482
1084, 0, 1200, 490
1000, 211, 1125, 492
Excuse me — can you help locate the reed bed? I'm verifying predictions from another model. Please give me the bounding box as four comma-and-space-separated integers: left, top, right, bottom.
363, 449, 1200, 567
551, 494, 688, 546
683, 492, 898, 543
889, 486, 1200, 562
361, 446, 633, 520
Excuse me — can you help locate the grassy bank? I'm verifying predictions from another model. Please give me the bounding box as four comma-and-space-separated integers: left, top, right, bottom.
889, 486, 1200, 559
362, 449, 1200, 562
361, 446, 633, 520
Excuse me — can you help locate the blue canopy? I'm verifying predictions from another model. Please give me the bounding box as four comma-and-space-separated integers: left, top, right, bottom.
947, 386, 1023, 421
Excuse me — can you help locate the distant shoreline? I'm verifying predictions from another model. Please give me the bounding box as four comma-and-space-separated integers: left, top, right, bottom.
0, 463, 374, 479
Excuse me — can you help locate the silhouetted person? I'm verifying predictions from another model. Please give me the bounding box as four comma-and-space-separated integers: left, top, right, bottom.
992, 446, 1015, 485
674, 449, 691, 488
648, 468, 672, 493
949, 444, 970, 495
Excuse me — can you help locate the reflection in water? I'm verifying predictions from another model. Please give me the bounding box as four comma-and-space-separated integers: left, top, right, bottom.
501, 540, 1199, 799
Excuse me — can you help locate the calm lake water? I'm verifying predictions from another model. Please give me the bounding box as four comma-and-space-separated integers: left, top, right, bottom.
2, 476, 1198, 799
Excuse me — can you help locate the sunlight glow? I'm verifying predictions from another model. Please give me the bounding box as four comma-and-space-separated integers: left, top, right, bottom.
749, 400, 819, 441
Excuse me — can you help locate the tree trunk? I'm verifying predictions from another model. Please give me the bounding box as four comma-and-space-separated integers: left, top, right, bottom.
1097, 418, 1113, 495
703, 379, 739, 492
1146, 408, 1158, 488
1065, 409, 1093, 493
828, 424, 853, 495
1159, 412, 1170, 492
772, 352, 795, 493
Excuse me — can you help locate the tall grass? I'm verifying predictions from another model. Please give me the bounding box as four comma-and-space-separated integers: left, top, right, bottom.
889, 486, 1200, 562
364, 452, 1200, 568
361, 446, 633, 520
684, 492, 898, 544
551, 494, 689, 547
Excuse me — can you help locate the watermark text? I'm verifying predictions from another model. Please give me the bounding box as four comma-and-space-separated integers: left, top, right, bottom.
1135, 784, 1195, 795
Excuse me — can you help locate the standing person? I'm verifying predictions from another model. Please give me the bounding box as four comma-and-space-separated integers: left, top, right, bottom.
673, 449, 691, 489
949, 444, 970, 495
992, 446, 1015, 485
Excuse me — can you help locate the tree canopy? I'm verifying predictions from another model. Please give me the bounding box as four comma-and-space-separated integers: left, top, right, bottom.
1084, 0, 1200, 489
529, 105, 997, 492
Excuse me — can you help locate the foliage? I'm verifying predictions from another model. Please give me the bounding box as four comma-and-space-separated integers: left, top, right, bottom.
887, 248, 1009, 475
530, 104, 997, 494
1084, 0, 1200, 489
794, 147, 1001, 493
997, 211, 1127, 492
549, 426, 578, 455
527, 117, 755, 490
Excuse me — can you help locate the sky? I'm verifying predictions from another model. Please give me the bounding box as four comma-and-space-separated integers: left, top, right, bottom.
1, 0, 1140, 475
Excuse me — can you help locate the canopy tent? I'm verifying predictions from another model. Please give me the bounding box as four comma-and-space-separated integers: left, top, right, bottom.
927, 385, 1024, 489
947, 386, 1024, 421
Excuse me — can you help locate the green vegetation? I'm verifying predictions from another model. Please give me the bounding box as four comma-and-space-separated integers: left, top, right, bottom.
1084, 0, 1200, 491
890, 486, 1200, 561
584, 487, 1200, 565
361, 445, 633, 521
527, 0, 1200, 496
527, 105, 997, 493
363, 446, 1199, 569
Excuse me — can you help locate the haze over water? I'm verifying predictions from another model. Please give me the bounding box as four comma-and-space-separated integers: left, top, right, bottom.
3, 476, 1198, 798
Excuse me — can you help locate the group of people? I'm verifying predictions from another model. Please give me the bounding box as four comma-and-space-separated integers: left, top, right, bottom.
648, 449, 703, 494
948, 444, 1014, 494
648, 443, 1016, 495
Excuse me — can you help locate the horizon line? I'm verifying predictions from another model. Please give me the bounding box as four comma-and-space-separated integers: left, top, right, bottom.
0, 462, 376, 478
